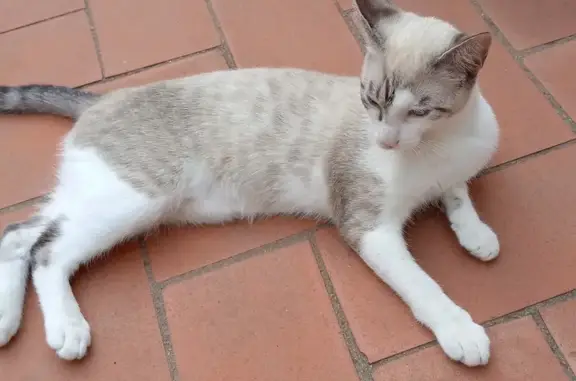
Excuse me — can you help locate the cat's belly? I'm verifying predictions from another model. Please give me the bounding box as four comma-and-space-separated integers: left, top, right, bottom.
170, 165, 333, 224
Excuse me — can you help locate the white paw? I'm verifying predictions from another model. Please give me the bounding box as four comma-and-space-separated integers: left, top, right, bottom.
434, 312, 490, 367
46, 316, 91, 360
454, 221, 499, 261
0, 304, 21, 346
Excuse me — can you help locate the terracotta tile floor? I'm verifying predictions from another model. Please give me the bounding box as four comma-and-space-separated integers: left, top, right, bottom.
1, 0, 575, 380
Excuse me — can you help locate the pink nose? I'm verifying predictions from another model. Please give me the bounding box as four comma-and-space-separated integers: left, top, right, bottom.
381, 140, 399, 149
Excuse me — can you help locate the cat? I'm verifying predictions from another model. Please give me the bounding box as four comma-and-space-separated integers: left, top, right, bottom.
0, 0, 499, 367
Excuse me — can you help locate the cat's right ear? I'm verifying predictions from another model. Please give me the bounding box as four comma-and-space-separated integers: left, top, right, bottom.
355, 0, 399, 29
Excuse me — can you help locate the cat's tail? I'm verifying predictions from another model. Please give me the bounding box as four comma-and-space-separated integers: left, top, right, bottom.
0, 85, 101, 120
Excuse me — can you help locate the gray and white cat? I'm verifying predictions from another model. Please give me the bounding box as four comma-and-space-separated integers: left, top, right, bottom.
0, 0, 499, 367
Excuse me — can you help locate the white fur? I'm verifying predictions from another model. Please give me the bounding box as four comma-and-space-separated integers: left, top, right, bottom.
379, 13, 458, 78
360, 225, 490, 366
31, 146, 164, 359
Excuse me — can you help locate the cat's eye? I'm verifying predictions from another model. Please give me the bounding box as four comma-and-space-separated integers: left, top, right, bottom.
365, 95, 380, 109
408, 109, 431, 117
362, 95, 384, 121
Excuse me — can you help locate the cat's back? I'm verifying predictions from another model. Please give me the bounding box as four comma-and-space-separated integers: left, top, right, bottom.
69, 68, 363, 153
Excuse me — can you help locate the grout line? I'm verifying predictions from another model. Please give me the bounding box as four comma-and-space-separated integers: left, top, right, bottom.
158, 227, 317, 289
203, 0, 237, 69
467, 0, 576, 133
480, 138, 576, 176
370, 341, 437, 369
0, 195, 46, 215
532, 311, 576, 380
0, 9, 84, 36
519, 33, 576, 57
138, 238, 181, 381
78, 46, 223, 90
308, 234, 373, 381
371, 288, 576, 370
83, 0, 106, 79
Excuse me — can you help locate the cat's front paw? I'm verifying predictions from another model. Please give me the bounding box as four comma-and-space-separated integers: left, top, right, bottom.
434, 313, 490, 367
46, 315, 91, 360
454, 221, 499, 261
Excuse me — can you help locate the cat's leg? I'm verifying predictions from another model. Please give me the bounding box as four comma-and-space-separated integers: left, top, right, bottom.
0, 216, 46, 345
30, 148, 166, 360
347, 221, 490, 366
441, 183, 499, 261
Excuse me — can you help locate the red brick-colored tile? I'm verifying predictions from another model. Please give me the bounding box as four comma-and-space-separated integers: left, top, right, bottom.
396, 0, 488, 33
316, 228, 432, 362
477, 0, 576, 50
525, 40, 576, 122
482, 42, 573, 165
146, 217, 317, 281
87, 50, 228, 93
163, 242, 357, 381
0, 115, 71, 208
0, 12, 101, 86
541, 298, 576, 370
373, 318, 569, 381
317, 144, 576, 362
336, 0, 353, 11
212, 0, 362, 75
89, 0, 220, 76
0, 0, 84, 33
0, 223, 169, 381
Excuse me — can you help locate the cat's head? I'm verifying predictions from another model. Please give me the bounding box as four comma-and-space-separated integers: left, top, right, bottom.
355, 0, 492, 150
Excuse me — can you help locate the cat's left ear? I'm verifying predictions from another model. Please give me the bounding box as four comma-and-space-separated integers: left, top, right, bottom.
434, 32, 492, 80
355, 0, 399, 29
355, 0, 400, 48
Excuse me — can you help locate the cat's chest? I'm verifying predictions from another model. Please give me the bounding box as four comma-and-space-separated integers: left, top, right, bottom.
373, 134, 496, 201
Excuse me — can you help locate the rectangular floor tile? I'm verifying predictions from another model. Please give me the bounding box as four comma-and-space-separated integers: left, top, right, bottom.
0, 115, 71, 208
212, 0, 363, 75
317, 144, 576, 362
481, 42, 573, 165
373, 318, 569, 381
89, 0, 220, 76
0, 12, 101, 86
525, 40, 576, 123
540, 298, 576, 370
477, 0, 576, 50
395, 0, 488, 34
87, 50, 228, 93
146, 217, 316, 281
0, 0, 84, 33
162, 242, 358, 381
0, 236, 170, 381
336, 0, 353, 11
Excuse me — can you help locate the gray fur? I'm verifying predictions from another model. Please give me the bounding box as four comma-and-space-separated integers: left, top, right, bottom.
0, 85, 100, 119
29, 219, 60, 268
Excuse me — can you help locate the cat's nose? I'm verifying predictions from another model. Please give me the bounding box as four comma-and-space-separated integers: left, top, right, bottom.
380, 140, 399, 149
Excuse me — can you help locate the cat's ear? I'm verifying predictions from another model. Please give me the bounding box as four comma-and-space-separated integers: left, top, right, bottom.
434, 32, 492, 80
355, 0, 399, 29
